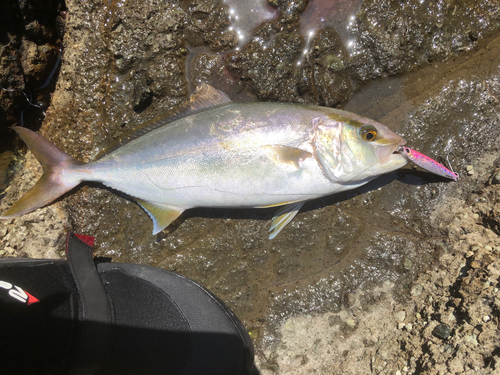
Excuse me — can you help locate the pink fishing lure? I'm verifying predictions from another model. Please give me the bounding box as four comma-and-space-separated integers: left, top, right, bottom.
399, 146, 459, 181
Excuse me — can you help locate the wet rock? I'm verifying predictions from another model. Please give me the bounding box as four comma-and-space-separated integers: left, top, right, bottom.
132, 75, 154, 113
181, 0, 236, 51
225, 31, 305, 102
303, 28, 351, 106
189, 53, 221, 87
225, 26, 351, 106
0, 0, 64, 137
349, 0, 500, 83
432, 323, 451, 340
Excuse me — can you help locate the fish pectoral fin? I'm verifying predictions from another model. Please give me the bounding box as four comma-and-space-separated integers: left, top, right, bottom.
269, 202, 305, 239
261, 145, 312, 169
136, 199, 184, 235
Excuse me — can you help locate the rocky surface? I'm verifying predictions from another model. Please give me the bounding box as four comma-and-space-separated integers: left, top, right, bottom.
256, 155, 500, 374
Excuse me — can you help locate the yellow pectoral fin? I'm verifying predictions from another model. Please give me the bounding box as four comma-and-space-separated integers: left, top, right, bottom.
268, 202, 305, 239
261, 145, 312, 169
136, 199, 184, 235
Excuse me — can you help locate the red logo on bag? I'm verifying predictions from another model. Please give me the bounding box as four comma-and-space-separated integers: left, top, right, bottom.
0, 280, 40, 305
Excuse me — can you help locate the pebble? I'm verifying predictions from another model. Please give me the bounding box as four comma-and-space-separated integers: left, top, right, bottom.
466, 165, 474, 175
405, 323, 413, 332
464, 334, 478, 346
411, 284, 423, 296
394, 310, 406, 323
432, 323, 451, 340
465, 251, 474, 258
473, 213, 479, 219
483, 315, 491, 322
398, 323, 405, 330
485, 245, 492, 251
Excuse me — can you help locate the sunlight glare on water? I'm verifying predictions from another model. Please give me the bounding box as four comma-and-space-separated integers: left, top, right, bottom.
222, 0, 278, 47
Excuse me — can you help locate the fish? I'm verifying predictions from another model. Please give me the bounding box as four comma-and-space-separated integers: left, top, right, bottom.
0, 84, 408, 239
398, 146, 459, 181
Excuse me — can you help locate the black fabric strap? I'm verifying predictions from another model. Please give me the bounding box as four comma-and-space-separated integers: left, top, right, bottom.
66, 233, 112, 375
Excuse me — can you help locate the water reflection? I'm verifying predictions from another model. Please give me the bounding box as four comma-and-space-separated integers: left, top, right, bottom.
222, 0, 278, 48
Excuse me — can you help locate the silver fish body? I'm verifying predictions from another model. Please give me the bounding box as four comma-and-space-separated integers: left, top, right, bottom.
2, 86, 408, 238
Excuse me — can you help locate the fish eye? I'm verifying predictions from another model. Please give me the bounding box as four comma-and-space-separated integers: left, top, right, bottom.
360, 126, 378, 142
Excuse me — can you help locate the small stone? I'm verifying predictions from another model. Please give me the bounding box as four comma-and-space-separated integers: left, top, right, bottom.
483, 315, 491, 322
466, 165, 474, 175
394, 310, 406, 323
416, 313, 421, 320
346, 319, 356, 328
398, 323, 405, 330
0, 250, 5, 257
464, 334, 478, 346
465, 251, 474, 258
471, 260, 481, 268
432, 323, 451, 340
485, 245, 492, 251
396, 371, 401, 375
411, 284, 423, 296
405, 323, 413, 332
473, 213, 479, 219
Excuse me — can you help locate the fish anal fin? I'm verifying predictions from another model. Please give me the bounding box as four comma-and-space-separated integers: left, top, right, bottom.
261, 145, 312, 169
269, 202, 305, 239
136, 199, 184, 235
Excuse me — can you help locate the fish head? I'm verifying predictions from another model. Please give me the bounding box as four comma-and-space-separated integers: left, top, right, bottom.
312, 112, 408, 183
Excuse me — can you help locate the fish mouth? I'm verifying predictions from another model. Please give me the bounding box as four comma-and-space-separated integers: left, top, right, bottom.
377, 140, 407, 166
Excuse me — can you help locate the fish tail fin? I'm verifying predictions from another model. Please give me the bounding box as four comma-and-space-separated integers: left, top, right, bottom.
1, 127, 83, 218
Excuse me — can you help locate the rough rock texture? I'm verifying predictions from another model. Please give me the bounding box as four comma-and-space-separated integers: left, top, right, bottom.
0, 0, 64, 134
256, 155, 500, 374
349, 0, 500, 83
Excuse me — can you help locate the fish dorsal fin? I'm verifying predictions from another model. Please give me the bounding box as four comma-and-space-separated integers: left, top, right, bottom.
268, 202, 305, 239
261, 145, 312, 169
98, 84, 232, 157
136, 199, 184, 235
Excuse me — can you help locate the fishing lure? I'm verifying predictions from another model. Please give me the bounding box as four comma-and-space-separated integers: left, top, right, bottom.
398, 146, 459, 181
